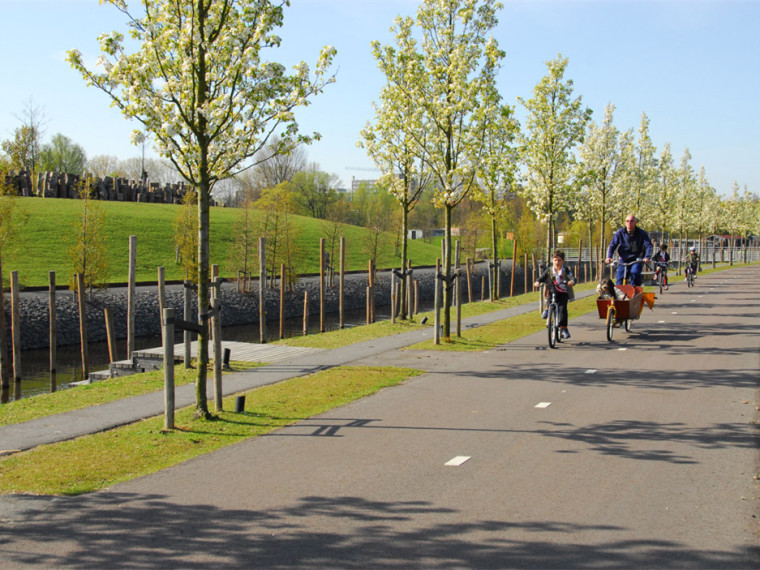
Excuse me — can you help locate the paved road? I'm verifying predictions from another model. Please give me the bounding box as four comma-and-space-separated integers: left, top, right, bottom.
1, 267, 758, 568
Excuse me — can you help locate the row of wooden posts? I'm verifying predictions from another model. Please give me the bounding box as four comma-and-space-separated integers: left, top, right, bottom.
0, 233, 596, 404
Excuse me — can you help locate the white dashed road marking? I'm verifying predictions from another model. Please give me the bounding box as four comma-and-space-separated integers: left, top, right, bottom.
445, 456, 471, 466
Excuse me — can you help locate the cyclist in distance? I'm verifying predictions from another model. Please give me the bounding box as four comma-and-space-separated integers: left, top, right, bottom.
653, 243, 670, 290
534, 249, 576, 339
685, 246, 700, 280
604, 214, 653, 286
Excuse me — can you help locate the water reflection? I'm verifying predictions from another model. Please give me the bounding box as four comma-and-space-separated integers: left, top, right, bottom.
2, 306, 399, 402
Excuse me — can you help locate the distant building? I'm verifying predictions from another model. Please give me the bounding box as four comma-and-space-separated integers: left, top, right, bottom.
407, 229, 423, 240
351, 177, 379, 193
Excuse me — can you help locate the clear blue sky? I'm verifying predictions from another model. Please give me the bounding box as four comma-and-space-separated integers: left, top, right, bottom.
0, 0, 757, 197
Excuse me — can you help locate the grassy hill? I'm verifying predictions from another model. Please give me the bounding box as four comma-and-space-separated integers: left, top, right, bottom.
1, 197, 449, 288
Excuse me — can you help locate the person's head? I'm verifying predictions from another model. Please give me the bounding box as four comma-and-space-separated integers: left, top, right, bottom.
624, 215, 638, 233
660, 244, 668, 251
552, 249, 565, 267
690, 246, 696, 252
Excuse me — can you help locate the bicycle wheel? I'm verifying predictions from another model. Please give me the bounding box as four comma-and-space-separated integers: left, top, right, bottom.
687, 270, 693, 287
606, 306, 616, 342
658, 271, 664, 294
548, 304, 558, 348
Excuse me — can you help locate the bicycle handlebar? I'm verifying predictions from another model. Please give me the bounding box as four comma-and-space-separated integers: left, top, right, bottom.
608, 258, 649, 267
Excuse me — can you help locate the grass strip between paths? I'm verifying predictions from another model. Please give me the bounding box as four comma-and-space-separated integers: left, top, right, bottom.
0, 366, 421, 496
0, 362, 262, 427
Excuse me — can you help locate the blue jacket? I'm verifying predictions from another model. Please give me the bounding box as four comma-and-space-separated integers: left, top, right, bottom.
607, 227, 653, 262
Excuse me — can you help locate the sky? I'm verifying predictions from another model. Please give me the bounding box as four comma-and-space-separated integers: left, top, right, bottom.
0, 0, 757, 197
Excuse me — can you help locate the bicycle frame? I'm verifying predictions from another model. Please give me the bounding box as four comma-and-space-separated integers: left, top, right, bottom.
544, 284, 562, 348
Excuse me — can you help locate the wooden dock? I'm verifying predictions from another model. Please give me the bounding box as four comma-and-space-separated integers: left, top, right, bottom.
84, 341, 324, 383
134, 341, 324, 364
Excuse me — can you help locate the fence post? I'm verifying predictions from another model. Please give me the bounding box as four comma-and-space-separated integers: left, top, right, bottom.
184, 280, 192, 368
76, 272, 89, 380
163, 308, 175, 430
104, 307, 117, 364
339, 237, 345, 329
258, 237, 266, 343
320, 238, 326, 333
49, 270, 57, 392
127, 235, 136, 359
212, 277, 223, 412
279, 263, 285, 340
0, 247, 8, 391
11, 271, 21, 385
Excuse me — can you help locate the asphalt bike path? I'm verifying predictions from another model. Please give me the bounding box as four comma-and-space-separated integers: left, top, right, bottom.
1, 267, 757, 568
0, 287, 571, 452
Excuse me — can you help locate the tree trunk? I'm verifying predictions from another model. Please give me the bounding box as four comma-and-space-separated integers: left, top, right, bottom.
195, 173, 212, 419
399, 206, 409, 319
442, 204, 453, 339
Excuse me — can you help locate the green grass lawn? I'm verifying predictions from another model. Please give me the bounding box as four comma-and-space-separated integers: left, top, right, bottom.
0, 197, 452, 287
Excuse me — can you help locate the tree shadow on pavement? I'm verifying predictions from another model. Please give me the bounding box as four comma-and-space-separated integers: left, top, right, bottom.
1, 492, 757, 569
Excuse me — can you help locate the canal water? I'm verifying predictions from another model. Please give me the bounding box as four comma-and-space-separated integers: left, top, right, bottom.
2, 305, 406, 402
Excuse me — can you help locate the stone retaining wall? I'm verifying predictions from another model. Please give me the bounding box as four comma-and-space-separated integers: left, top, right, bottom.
5, 263, 533, 351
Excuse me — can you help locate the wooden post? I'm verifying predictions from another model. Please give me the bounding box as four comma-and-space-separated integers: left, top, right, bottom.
455, 241, 461, 337
279, 263, 285, 339
390, 266, 396, 324
184, 280, 192, 368
407, 260, 413, 319
49, 270, 57, 392
0, 246, 8, 391
212, 277, 223, 412
10, 271, 21, 384
414, 279, 419, 315
104, 307, 117, 363
157, 266, 166, 344
510, 238, 517, 297
524, 253, 529, 296
302, 290, 309, 336
163, 307, 175, 430
434, 258, 441, 345
127, 235, 136, 359
339, 237, 345, 329
259, 237, 266, 343
320, 238, 326, 333
487, 259, 493, 301
76, 272, 89, 380
481, 275, 485, 302
466, 257, 472, 303
577, 239, 583, 283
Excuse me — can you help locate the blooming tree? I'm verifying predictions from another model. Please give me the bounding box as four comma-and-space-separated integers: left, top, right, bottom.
368, 0, 504, 339
361, 16, 433, 319
67, 0, 335, 418
518, 55, 592, 261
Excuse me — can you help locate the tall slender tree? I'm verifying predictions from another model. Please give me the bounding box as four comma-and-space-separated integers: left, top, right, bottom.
361, 19, 433, 318
369, 0, 504, 338
518, 55, 592, 261
68, 0, 335, 418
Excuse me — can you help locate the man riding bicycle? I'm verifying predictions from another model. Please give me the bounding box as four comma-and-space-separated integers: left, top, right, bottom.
652, 243, 670, 290
604, 214, 653, 286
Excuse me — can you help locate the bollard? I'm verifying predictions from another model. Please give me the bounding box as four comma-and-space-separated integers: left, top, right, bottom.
223, 348, 231, 370
235, 395, 246, 413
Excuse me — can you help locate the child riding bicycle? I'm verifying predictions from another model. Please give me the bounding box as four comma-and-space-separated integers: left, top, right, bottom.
534, 250, 576, 339
685, 246, 700, 280
652, 243, 670, 290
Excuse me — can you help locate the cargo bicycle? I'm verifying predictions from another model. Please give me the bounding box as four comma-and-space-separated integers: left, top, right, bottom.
597, 259, 656, 342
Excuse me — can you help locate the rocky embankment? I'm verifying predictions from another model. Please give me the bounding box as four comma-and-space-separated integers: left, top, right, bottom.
7, 262, 526, 351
